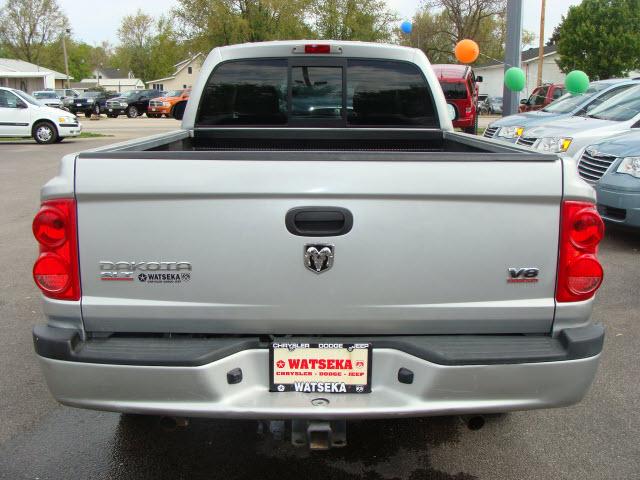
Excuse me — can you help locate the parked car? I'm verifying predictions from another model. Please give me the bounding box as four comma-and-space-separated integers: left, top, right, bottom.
32, 90, 64, 109
477, 94, 489, 113
485, 96, 502, 115
68, 91, 114, 118
105, 89, 163, 118
55, 88, 81, 107
431, 64, 482, 134
485, 79, 639, 141
516, 84, 640, 156
147, 88, 191, 118
0, 87, 81, 143
31, 41, 605, 450
576, 131, 640, 228
519, 83, 565, 112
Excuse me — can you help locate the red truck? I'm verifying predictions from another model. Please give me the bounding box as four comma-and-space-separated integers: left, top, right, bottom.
519, 83, 565, 112
431, 64, 482, 134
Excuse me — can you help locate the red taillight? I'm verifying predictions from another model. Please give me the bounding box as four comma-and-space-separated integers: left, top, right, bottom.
32, 199, 80, 301
305, 44, 331, 54
556, 201, 604, 302
33, 205, 67, 248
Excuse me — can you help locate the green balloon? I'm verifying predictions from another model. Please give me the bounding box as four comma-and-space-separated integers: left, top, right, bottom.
504, 67, 526, 92
565, 70, 590, 94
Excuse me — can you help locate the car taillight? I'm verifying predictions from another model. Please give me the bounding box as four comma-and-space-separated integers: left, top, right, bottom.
32, 199, 80, 301
556, 201, 604, 302
304, 44, 331, 54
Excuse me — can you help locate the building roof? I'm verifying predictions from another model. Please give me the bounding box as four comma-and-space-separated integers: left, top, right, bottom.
0, 58, 70, 80
146, 52, 202, 85
475, 45, 558, 68
96, 68, 132, 79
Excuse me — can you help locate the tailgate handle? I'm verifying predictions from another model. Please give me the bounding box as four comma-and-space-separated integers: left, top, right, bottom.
285, 207, 353, 237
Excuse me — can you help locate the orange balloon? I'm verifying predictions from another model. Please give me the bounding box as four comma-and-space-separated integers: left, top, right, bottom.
455, 39, 479, 64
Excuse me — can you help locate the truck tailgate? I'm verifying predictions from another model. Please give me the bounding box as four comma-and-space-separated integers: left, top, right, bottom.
75, 153, 561, 334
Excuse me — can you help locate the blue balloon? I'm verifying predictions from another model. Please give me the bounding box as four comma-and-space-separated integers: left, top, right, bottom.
400, 21, 412, 34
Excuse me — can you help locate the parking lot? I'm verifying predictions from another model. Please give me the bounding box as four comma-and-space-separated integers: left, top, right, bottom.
0, 118, 638, 479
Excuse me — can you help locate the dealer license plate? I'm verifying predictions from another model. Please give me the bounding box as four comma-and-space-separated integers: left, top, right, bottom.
108, 108, 113, 112
150, 108, 156, 111
270, 342, 371, 393
76, 103, 81, 106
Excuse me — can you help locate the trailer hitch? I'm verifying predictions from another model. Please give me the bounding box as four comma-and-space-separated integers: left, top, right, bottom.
291, 420, 347, 450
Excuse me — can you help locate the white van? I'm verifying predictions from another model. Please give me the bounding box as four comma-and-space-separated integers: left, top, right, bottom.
0, 87, 82, 144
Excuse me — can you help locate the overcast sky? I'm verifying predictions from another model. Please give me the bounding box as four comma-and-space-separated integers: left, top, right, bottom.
59, 0, 583, 49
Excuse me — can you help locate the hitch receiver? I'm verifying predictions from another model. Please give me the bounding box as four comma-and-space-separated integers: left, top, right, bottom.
291, 420, 347, 450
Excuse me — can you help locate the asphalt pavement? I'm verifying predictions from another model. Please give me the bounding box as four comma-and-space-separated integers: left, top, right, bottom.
0, 118, 638, 479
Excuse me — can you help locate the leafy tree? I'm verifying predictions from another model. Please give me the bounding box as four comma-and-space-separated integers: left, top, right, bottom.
402, 1, 535, 65
402, 1, 504, 63
113, 9, 155, 80
313, 0, 398, 42
426, 0, 505, 43
0, 0, 69, 63
37, 39, 111, 82
400, 10, 453, 63
174, 0, 313, 53
547, 24, 561, 46
556, 0, 640, 79
146, 16, 188, 81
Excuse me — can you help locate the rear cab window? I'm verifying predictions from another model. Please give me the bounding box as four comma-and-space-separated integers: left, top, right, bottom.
196, 58, 438, 128
440, 82, 468, 100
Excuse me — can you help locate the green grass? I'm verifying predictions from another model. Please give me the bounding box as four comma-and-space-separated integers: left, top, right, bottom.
0, 131, 112, 142
77, 132, 112, 138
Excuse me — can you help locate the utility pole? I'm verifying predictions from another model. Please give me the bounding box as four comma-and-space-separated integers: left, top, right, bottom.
502, 0, 523, 116
61, 28, 71, 89
536, 0, 546, 86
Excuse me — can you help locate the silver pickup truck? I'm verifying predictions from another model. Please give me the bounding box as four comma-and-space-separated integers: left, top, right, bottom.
32, 41, 605, 448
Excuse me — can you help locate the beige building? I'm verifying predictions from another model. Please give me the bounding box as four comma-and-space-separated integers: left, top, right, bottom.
147, 53, 203, 91
0, 58, 70, 93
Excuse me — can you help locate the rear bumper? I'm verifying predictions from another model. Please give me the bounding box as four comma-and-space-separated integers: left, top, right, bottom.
452, 117, 474, 128
34, 326, 604, 419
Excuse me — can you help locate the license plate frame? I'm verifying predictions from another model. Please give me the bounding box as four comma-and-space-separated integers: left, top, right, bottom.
269, 342, 372, 394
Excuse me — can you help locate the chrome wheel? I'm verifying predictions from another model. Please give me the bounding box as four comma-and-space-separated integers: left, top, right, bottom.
127, 106, 138, 118
36, 125, 53, 142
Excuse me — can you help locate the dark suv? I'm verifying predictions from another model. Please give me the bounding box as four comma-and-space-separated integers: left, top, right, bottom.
69, 91, 117, 118
105, 89, 163, 118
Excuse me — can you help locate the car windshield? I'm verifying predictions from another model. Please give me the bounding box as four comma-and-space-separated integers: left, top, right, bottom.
13, 90, 40, 106
33, 91, 57, 99
118, 91, 138, 99
80, 92, 100, 98
587, 85, 640, 121
490, 97, 502, 104
166, 90, 184, 97
440, 82, 467, 100
542, 87, 599, 113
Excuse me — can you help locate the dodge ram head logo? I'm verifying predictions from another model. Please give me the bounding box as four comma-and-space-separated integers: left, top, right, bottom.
304, 244, 334, 273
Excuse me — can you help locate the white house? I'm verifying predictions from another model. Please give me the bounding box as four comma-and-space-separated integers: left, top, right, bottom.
0, 58, 70, 93
474, 45, 565, 98
475, 45, 640, 99
79, 67, 144, 93
146, 53, 203, 91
